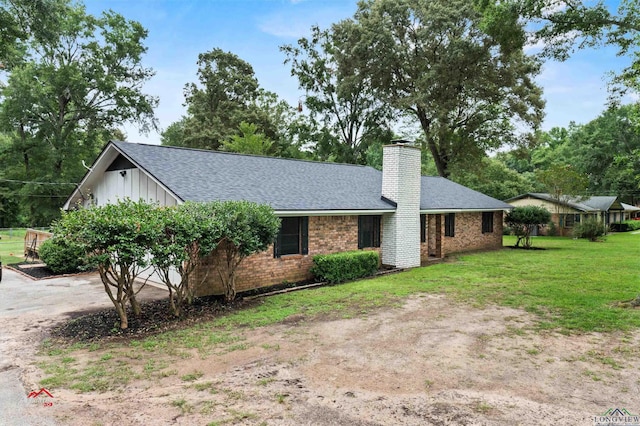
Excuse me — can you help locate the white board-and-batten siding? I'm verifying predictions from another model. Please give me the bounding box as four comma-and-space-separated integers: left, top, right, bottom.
86, 168, 180, 288
89, 168, 178, 208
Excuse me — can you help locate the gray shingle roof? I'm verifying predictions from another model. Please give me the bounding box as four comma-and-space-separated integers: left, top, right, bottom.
421, 176, 513, 210
506, 193, 624, 212
111, 142, 510, 212
113, 142, 392, 211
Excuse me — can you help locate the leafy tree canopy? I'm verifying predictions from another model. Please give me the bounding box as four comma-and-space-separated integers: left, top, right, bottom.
221, 122, 274, 156
449, 156, 535, 201
282, 25, 394, 164
0, 0, 157, 225
334, 0, 544, 177
504, 0, 640, 94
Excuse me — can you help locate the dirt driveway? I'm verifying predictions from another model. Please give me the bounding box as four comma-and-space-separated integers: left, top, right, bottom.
2, 268, 640, 425
0, 268, 166, 426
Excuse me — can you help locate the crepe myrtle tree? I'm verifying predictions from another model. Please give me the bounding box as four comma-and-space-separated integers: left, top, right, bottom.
505, 206, 551, 248
150, 200, 280, 312
209, 201, 281, 302
52, 200, 162, 329
149, 202, 222, 316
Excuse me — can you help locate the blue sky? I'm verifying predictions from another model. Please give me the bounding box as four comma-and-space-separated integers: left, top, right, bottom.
84, 0, 631, 145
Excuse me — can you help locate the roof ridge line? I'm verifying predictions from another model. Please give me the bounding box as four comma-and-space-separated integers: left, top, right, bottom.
111, 140, 376, 170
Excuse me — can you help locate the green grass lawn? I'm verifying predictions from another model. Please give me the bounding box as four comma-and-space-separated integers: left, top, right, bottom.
0, 228, 27, 264
214, 233, 640, 334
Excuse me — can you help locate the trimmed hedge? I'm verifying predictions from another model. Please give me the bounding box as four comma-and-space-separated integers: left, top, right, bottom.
311, 250, 379, 284
39, 237, 88, 274
610, 220, 640, 232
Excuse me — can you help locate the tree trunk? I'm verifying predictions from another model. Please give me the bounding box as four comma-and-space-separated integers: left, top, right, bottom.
416, 107, 449, 178
116, 302, 128, 329
129, 291, 142, 317
99, 267, 129, 329
224, 270, 236, 302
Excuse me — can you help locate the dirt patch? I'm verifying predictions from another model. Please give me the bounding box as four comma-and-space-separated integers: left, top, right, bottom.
18, 293, 640, 425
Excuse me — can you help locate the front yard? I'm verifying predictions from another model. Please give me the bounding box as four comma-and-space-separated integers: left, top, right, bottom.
0, 228, 27, 264
26, 233, 640, 425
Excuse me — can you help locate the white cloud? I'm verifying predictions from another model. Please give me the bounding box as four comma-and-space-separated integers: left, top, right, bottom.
258, 15, 316, 39
524, 38, 546, 53
540, 0, 568, 17
257, 3, 357, 39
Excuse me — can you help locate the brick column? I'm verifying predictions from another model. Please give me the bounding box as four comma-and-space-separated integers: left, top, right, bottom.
381, 143, 421, 268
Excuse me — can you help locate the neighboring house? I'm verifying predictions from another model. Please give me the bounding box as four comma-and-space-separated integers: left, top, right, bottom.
64, 141, 512, 296
621, 203, 640, 221
505, 193, 638, 235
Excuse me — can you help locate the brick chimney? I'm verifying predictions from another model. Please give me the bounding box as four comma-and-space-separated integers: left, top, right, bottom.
381, 141, 421, 268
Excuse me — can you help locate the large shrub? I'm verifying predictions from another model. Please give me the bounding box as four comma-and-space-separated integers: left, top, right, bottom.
39, 237, 88, 274
207, 201, 281, 302
573, 218, 607, 241
311, 250, 379, 284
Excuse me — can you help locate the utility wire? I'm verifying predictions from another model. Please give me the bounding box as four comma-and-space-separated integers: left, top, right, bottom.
0, 178, 78, 185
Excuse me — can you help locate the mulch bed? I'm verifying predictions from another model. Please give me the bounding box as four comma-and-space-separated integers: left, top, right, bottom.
24, 265, 398, 345
7, 262, 60, 279
50, 296, 254, 344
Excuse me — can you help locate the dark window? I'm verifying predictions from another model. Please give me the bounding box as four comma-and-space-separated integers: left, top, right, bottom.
358, 215, 381, 249
274, 217, 308, 257
482, 212, 494, 234
445, 213, 455, 237
420, 214, 426, 243
564, 214, 575, 228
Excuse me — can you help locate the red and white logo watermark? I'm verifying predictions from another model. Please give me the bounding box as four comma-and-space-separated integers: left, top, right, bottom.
27, 388, 54, 407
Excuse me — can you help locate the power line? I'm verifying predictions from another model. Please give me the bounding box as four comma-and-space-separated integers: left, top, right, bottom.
0, 178, 78, 185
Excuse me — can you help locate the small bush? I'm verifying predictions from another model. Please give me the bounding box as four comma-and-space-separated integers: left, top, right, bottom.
311, 250, 379, 284
546, 221, 558, 236
39, 237, 88, 274
572, 218, 607, 242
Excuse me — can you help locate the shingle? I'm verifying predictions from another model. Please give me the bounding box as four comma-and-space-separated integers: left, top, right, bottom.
582, 196, 618, 211
507, 193, 621, 212
421, 177, 513, 210
113, 142, 392, 211
112, 142, 511, 212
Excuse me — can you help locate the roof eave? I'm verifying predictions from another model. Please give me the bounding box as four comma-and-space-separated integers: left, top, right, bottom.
274, 209, 395, 217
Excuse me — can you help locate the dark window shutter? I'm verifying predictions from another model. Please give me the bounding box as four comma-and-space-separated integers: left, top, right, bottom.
274, 224, 282, 258
451, 213, 455, 237
301, 216, 309, 255
420, 214, 426, 242
358, 216, 364, 249
374, 216, 381, 247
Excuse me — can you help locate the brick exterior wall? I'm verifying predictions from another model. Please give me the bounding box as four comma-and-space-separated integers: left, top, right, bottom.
194, 215, 381, 296
194, 210, 504, 296
441, 211, 504, 255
